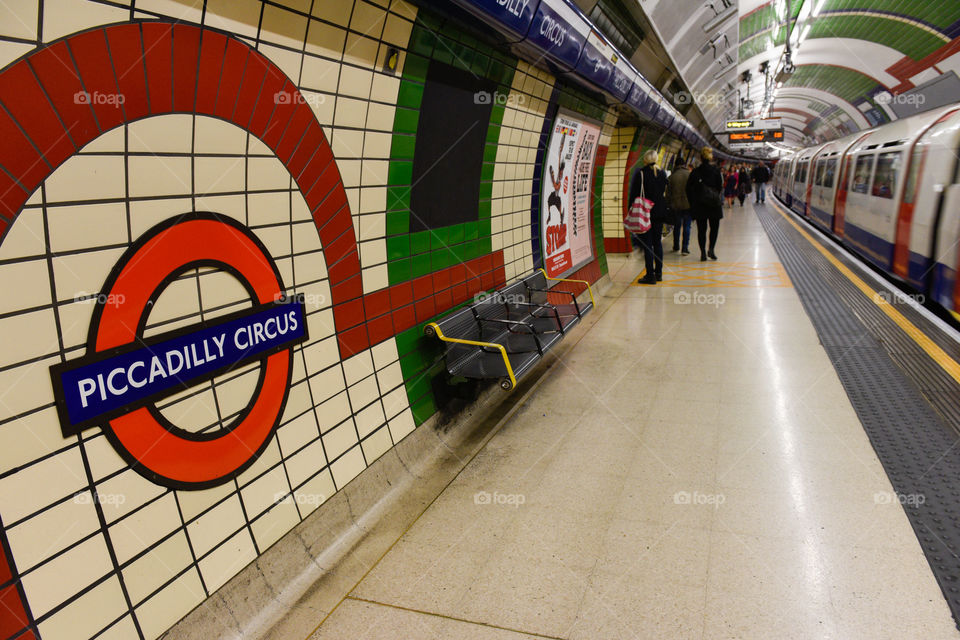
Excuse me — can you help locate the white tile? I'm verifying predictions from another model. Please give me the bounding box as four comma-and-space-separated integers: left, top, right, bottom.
0, 446, 87, 523
292, 468, 335, 517
240, 464, 289, 519
6, 493, 100, 571
135, 568, 206, 640
122, 531, 194, 605
197, 528, 257, 592
285, 437, 329, 488
36, 575, 128, 640
20, 534, 113, 617
128, 156, 192, 198
109, 492, 181, 565
42, 0, 127, 41
127, 115, 193, 154
330, 445, 366, 489
361, 425, 392, 463
44, 154, 126, 203
250, 499, 300, 550
96, 469, 168, 525
186, 493, 246, 557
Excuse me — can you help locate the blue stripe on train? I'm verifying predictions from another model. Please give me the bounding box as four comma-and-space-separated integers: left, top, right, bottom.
843, 222, 894, 270
932, 262, 957, 312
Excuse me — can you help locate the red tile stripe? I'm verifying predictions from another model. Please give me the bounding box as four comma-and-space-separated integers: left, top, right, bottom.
0, 22, 381, 359
887, 37, 960, 95
335, 251, 507, 358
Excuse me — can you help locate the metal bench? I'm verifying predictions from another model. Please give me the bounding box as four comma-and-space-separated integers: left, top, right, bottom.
425, 269, 595, 390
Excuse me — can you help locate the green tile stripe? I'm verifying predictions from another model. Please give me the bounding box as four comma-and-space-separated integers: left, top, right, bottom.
593, 163, 608, 276
389, 10, 522, 426
740, 12, 948, 61
785, 64, 886, 116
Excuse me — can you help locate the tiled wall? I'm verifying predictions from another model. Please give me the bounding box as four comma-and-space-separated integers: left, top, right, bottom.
0, 2, 616, 639
602, 127, 635, 254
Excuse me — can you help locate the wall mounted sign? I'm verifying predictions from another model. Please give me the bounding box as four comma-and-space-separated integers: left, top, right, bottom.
50, 213, 308, 489
541, 110, 599, 279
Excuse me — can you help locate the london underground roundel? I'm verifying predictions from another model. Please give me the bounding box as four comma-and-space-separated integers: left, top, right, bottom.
50, 213, 309, 489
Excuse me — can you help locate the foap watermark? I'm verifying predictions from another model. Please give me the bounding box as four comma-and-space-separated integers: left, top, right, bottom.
474, 490, 525, 508
473, 91, 525, 107
874, 92, 926, 108
673, 291, 725, 308
673, 91, 725, 107
474, 291, 525, 305
872, 290, 925, 305
74, 90, 125, 106
274, 90, 325, 107
674, 490, 725, 508
74, 292, 126, 307
274, 291, 327, 307
274, 491, 326, 506
874, 491, 926, 506
74, 491, 127, 506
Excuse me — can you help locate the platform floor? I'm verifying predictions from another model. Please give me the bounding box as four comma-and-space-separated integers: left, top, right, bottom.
307, 202, 960, 639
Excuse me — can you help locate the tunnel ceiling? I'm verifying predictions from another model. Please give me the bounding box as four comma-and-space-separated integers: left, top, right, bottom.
638, 0, 960, 150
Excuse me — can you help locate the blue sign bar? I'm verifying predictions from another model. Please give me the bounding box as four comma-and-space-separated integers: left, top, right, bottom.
576, 31, 613, 92
52, 298, 308, 433
452, 0, 538, 41
626, 82, 648, 113
525, 0, 588, 71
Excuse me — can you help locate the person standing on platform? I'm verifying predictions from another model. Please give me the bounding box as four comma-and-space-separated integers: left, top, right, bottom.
667, 158, 692, 255
751, 162, 770, 203
723, 166, 738, 208
737, 165, 752, 207
631, 149, 669, 284
687, 147, 724, 262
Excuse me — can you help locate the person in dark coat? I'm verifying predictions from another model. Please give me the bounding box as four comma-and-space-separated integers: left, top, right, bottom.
751, 162, 771, 203
629, 149, 669, 284
667, 158, 692, 255
685, 147, 724, 261
737, 166, 753, 206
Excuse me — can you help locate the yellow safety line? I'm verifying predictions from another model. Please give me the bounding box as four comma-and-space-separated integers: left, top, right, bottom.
539, 268, 596, 307
770, 200, 960, 384
425, 322, 517, 390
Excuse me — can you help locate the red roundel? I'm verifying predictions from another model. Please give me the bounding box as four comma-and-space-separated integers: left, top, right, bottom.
90, 214, 293, 489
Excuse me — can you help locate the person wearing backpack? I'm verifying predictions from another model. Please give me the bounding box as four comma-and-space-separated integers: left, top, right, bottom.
629, 149, 669, 284
686, 147, 724, 261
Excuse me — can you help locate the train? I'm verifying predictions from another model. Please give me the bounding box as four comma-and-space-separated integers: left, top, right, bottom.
771, 104, 960, 319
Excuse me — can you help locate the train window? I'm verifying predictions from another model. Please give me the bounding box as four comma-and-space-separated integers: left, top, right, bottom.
824, 159, 837, 188
797, 160, 809, 184
872, 151, 901, 199
903, 148, 924, 205
814, 160, 825, 186
852, 155, 874, 194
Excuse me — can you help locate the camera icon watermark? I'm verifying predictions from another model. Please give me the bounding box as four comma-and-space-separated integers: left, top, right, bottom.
274, 91, 325, 107
74, 91, 125, 106
873, 91, 925, 107
273, 491, 326, 506
872, 290, 925, 305
74, 491, 127, 506
874, 491, 925, 506
474, 490, 525, 508
274, 291, 327, 307
673, 490, 725, 509
473, 91, 525, 107
673, 91, 724, 107
474, 291, 525, 305
74, 291, 126, 307
673, 291, 725, 308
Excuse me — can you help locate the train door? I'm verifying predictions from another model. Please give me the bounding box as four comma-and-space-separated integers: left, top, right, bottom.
833, 132, 873, 238
894, 108, 960, 284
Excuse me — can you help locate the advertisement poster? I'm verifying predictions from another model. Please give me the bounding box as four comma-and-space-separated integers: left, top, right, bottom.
542, 110, 600, 278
